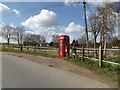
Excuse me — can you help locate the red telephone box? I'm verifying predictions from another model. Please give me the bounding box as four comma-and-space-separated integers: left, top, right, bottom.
58, 35, 70, 57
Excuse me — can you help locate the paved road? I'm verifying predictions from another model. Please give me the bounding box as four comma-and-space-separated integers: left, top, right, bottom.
2, 54, 110, 88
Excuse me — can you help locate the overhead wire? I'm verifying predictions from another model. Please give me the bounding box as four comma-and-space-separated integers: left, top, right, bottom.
3, 4, 65, 17
3, 2, 81, 17
86, 3, 93, 13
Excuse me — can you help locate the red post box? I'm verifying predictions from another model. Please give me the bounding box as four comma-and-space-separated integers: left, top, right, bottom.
58, 35, 70, 57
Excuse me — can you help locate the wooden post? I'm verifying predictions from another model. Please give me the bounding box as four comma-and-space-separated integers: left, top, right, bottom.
83, 0, 89, 57
3, 45, 5, 50
20, 45, 23, 52
73, 54, 75, 59
4, 46, 6, 49
34, 46, 35, 52
27, 47, 29, 51
82, 46, 84, 62
99, 46, 103, 67
12, 46, 13, 50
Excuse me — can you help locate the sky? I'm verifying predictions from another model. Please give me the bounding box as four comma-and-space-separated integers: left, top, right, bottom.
0, 0, 119, 43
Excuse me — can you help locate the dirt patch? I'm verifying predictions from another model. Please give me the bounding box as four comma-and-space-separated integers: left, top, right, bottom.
48, 64, 54, 67
18, 55, 22, 57
2, 52, 118, 88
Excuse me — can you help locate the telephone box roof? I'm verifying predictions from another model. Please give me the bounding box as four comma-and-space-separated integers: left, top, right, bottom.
59, 35, 69, 37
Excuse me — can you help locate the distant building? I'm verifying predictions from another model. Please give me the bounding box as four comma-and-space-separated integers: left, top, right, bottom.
40, 42, 49, 47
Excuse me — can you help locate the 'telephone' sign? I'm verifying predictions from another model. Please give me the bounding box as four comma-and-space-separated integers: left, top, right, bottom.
59, 37, 64, 39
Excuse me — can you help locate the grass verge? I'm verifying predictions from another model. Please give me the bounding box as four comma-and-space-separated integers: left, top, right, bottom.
1, 47, 58, 58
63, 56, 120, 87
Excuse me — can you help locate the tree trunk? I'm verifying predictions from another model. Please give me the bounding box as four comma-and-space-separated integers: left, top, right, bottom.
100, 31, 103, 47
8, 38, 9, 45
103, 35, 107, 57
18, 38, 20, 45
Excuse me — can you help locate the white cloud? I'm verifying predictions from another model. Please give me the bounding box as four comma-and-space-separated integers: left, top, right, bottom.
0, 3, 20, 16
0, 3, 10, 12
0, 36, 4, 43
13, 9, 20, 15
0, 21, 5, 29
113, 12, 120, 39
87, 0, 120, 7
64, 0, 82, 5
64, 0, 120, 7
21, 9, 93, 43
22, 9, 58, 28
25, 30, 35, 34
65, 0, 120, 3
21, 9, 59, 42
87, 0, 120, 2
65, 22, 84, 33
83, 10, 90, 20
64, 22, 85, 43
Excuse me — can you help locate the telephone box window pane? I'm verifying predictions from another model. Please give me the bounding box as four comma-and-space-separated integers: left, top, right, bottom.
60, 40, 62, 55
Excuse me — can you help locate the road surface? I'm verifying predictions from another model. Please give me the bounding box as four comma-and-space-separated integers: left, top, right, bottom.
2, 54, 110, 88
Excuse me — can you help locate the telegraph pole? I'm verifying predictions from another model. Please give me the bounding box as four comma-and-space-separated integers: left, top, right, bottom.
83, 0, 89, 56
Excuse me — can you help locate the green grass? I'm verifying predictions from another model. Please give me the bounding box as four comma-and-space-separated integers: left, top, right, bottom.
74, 52, 120, 63
63, 56, 120, 86
1, 47, 58, 58
104, 57, 120, 63
1, 43, 18, 45
1, 47, 120, 86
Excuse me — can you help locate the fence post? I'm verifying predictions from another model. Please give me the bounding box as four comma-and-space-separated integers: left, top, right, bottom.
12, 46, 13, 50
3, 45, 5, 50
27, 47, 29, 51
99, 46, 103, 67
33, 46, 35, 52
82, 46, 84, 62
20, 45, 23, 52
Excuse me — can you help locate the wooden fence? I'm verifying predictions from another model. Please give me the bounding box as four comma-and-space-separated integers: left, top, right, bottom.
2, 45, 120, 67
75, 46, 120, 67
2, 45, 58, 56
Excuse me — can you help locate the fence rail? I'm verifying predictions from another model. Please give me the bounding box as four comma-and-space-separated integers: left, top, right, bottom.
2, 45, 58, 56
2, 45, 58, 50
76, 47, 120, 67
79, 56, 120, 65
77, 48, 120, 51
2, 45, 120, 66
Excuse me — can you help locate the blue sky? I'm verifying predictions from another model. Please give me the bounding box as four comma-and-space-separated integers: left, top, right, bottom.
2, 2, 85, 27
1, 2, 89, 42
0, 1, 119, 43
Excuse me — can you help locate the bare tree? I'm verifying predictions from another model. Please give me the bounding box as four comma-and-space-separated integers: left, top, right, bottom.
52, 34, 59, 47
13, 27, 25, 45
78, 34, 86, 47
97, 2, 116, 56
23, 34, 46, 46
1, 25, 14, 45
39, 35, 46, 44
89, 13, 101, 58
